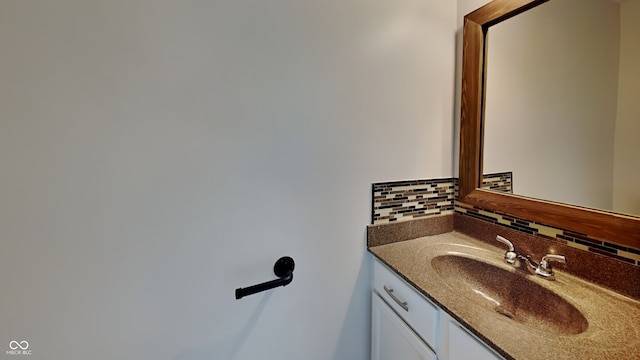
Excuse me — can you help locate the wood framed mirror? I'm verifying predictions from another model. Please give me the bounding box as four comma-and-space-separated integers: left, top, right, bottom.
458, 0, 640, 248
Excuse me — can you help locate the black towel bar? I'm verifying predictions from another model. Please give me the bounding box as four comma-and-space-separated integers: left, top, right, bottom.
235, 256, 295, 300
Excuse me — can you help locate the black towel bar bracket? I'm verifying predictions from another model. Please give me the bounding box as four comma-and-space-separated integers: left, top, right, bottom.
235, 256, 295, 300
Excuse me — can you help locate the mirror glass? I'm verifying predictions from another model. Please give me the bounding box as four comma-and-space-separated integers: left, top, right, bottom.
483, 0, 640, 216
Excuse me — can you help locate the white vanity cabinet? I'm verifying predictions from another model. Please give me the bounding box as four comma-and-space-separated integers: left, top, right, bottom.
372, 292, 436, 360
372, 259, 503, 360
372, 258, 438, 360
438, 310, 504, 360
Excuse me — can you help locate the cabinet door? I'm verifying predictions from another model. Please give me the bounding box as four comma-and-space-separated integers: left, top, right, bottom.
447, 320, 502, 360
373, 259, 439, 348
371, 292, 436, 360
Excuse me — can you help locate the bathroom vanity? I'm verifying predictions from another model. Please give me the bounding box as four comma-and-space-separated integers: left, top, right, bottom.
372, 252, 502, 360
369, 230, 640, 360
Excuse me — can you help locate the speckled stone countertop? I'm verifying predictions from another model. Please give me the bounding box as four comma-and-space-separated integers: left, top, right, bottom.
369, 232, 640, 360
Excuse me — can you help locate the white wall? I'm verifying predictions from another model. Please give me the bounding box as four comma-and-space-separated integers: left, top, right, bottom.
613, 0, 640, 215
483, 0, 620, 210
0, 1, 456, 359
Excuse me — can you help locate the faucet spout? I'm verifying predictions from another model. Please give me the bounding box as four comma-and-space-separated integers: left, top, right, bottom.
516, 254, 539, 274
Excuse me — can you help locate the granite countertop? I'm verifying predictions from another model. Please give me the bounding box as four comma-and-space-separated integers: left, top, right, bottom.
369, 231, 640, 360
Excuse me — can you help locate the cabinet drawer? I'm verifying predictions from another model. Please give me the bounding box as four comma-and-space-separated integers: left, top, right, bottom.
373, 259, 438, 349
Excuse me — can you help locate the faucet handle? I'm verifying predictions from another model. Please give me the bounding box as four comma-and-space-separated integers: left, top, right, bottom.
496, 235, 517, 264
536, 254, 566, 278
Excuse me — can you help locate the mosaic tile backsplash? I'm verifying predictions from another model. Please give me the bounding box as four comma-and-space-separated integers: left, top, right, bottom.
481, 172, 513, 193
372, 176, 640, 267
372, 172, 513, 224
454, 202, 640, 267
372, 178, 456, 224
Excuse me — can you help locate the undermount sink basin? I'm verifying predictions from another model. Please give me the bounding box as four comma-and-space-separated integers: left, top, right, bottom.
431, 254, 589, 335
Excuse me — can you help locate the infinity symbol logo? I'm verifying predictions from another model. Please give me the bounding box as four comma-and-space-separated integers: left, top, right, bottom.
9, 341, 29, 350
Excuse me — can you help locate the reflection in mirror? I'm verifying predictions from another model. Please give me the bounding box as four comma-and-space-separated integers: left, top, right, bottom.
484, 0, 640, 216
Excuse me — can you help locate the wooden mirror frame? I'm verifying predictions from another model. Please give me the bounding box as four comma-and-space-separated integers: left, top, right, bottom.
458, 0, 640, 248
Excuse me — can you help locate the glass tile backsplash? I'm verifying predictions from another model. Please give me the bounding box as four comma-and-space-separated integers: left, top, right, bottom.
372, 176, 640, 267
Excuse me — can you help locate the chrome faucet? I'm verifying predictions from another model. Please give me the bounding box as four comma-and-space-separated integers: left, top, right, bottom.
496, 235, 566, 280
